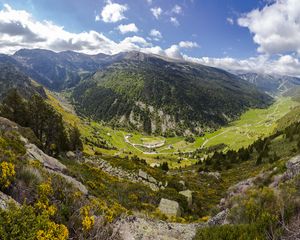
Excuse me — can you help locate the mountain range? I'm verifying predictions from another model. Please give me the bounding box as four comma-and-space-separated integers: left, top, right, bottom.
0, 49, 273, 135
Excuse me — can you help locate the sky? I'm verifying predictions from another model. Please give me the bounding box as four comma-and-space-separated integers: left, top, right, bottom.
0, 0, 300, 76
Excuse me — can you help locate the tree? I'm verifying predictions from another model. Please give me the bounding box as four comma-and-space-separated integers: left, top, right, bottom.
0, 89, 29, 126
69, 126, 83, 151
161, 162, 169, 171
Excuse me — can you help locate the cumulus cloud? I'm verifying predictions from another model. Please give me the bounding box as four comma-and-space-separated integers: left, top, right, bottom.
179, 41, 199, 48
117, 23, 138, 34
149, 29, 162, 41
97, 0, 128, 23
170, 17, 179, 26
172, 5, 182, 14
150, 7, 162, 19
238, 0, 300, 54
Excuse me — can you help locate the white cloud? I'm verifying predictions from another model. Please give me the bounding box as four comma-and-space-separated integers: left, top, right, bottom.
146, 0, 152, 4
183, 54, 300, 77
179, 41, 199, 48
98, 0, 128, 23
150, 7, 162, 19
170, 17, 179, 26
165, 44, 182, 59
149, 29, 162, 41
172, 5, 182, 14
226, 17, 234, 25
238, 0, 300, 54
117, 23, 138, 34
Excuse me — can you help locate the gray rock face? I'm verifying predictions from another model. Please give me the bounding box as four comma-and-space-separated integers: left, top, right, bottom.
114, 216, 204, 240
66, 151, 76, 158
138, 169, 148, 180
47, 169, 88, 195
285, 155, 300, 179
179, 190, 193, 208
0, 191, 20, 210
158, 198, 181, 217
26, 143, 66, 171
208, 209, 229, 226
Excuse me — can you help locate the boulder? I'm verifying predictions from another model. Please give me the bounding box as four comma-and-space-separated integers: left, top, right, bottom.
158, 198, 181, 217
285, 155, 300, 179
66, 151, 76, 159
179, 180, 185, 187
179, 190, 193, 208
138, 169, 148, 180
148, 176, 157, 184
0, 191, 20, 210
26, 143, 66, 171
208, 209, 229, 226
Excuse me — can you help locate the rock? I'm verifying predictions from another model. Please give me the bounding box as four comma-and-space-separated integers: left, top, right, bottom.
148, 176, 157, 184
208, 209, 229, 226
47, 169, 88, 195
179, 180, 185, 187
208, 171, 221, 180
138, 169, 148, 180
285, 155, 300, 179
158, 198, 181, 217
179, 190, 193, 208
0, 191, 20, 210
114, 216, 204, 240
26, 143, 66, 171
66, 151, 76, 158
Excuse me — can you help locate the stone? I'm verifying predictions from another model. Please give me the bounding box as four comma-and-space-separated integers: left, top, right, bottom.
66, 151, 76, 158
179, 180, 185, 187
285, 155, 300, 179
138, 169, 148, 180
148, 176, 157, 184
47, 169, 88, 195
208, 209, 229, 226
158, 198, 181, 217
26, 143, 66, 171
179, 190, 193, 208
0, 191, 20, 210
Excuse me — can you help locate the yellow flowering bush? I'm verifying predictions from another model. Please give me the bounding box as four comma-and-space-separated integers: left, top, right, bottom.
80, 205, 95, 231
0, 161, 15, 189
35, 181, 57, 216
36, 221, 69, 240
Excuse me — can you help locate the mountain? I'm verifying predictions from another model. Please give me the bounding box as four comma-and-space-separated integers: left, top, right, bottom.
0, 61, 46, 99
12, 49, 124, 90
72, 52, 272, 135
237, 72, 300, 95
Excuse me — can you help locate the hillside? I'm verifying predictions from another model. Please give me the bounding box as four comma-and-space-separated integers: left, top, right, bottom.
0, 62, 46, 99
72, 52, 272, 135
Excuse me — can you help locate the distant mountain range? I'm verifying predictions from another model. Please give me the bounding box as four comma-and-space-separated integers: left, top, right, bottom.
236, 72, 300, 95
0, 49, 273, 135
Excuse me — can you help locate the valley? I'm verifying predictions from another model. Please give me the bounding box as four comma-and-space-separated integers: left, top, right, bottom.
50, 93, 299, 169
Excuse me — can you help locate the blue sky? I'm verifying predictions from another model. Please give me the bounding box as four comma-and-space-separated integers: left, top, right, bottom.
0, 0, 267, 58
0, 0, 300, 76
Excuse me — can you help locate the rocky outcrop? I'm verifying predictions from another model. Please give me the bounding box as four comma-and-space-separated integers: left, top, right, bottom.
208, 209, 229, 226
26, 143, 66, 171
179, 190, 193, 208
284, 155, 300, 180
0, 191, 20, 210
114, 216, 204, 240
86, 158, 163, 191
47, 169, 88, 195
23, 140, 87, 195
158, 198, 181, 217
